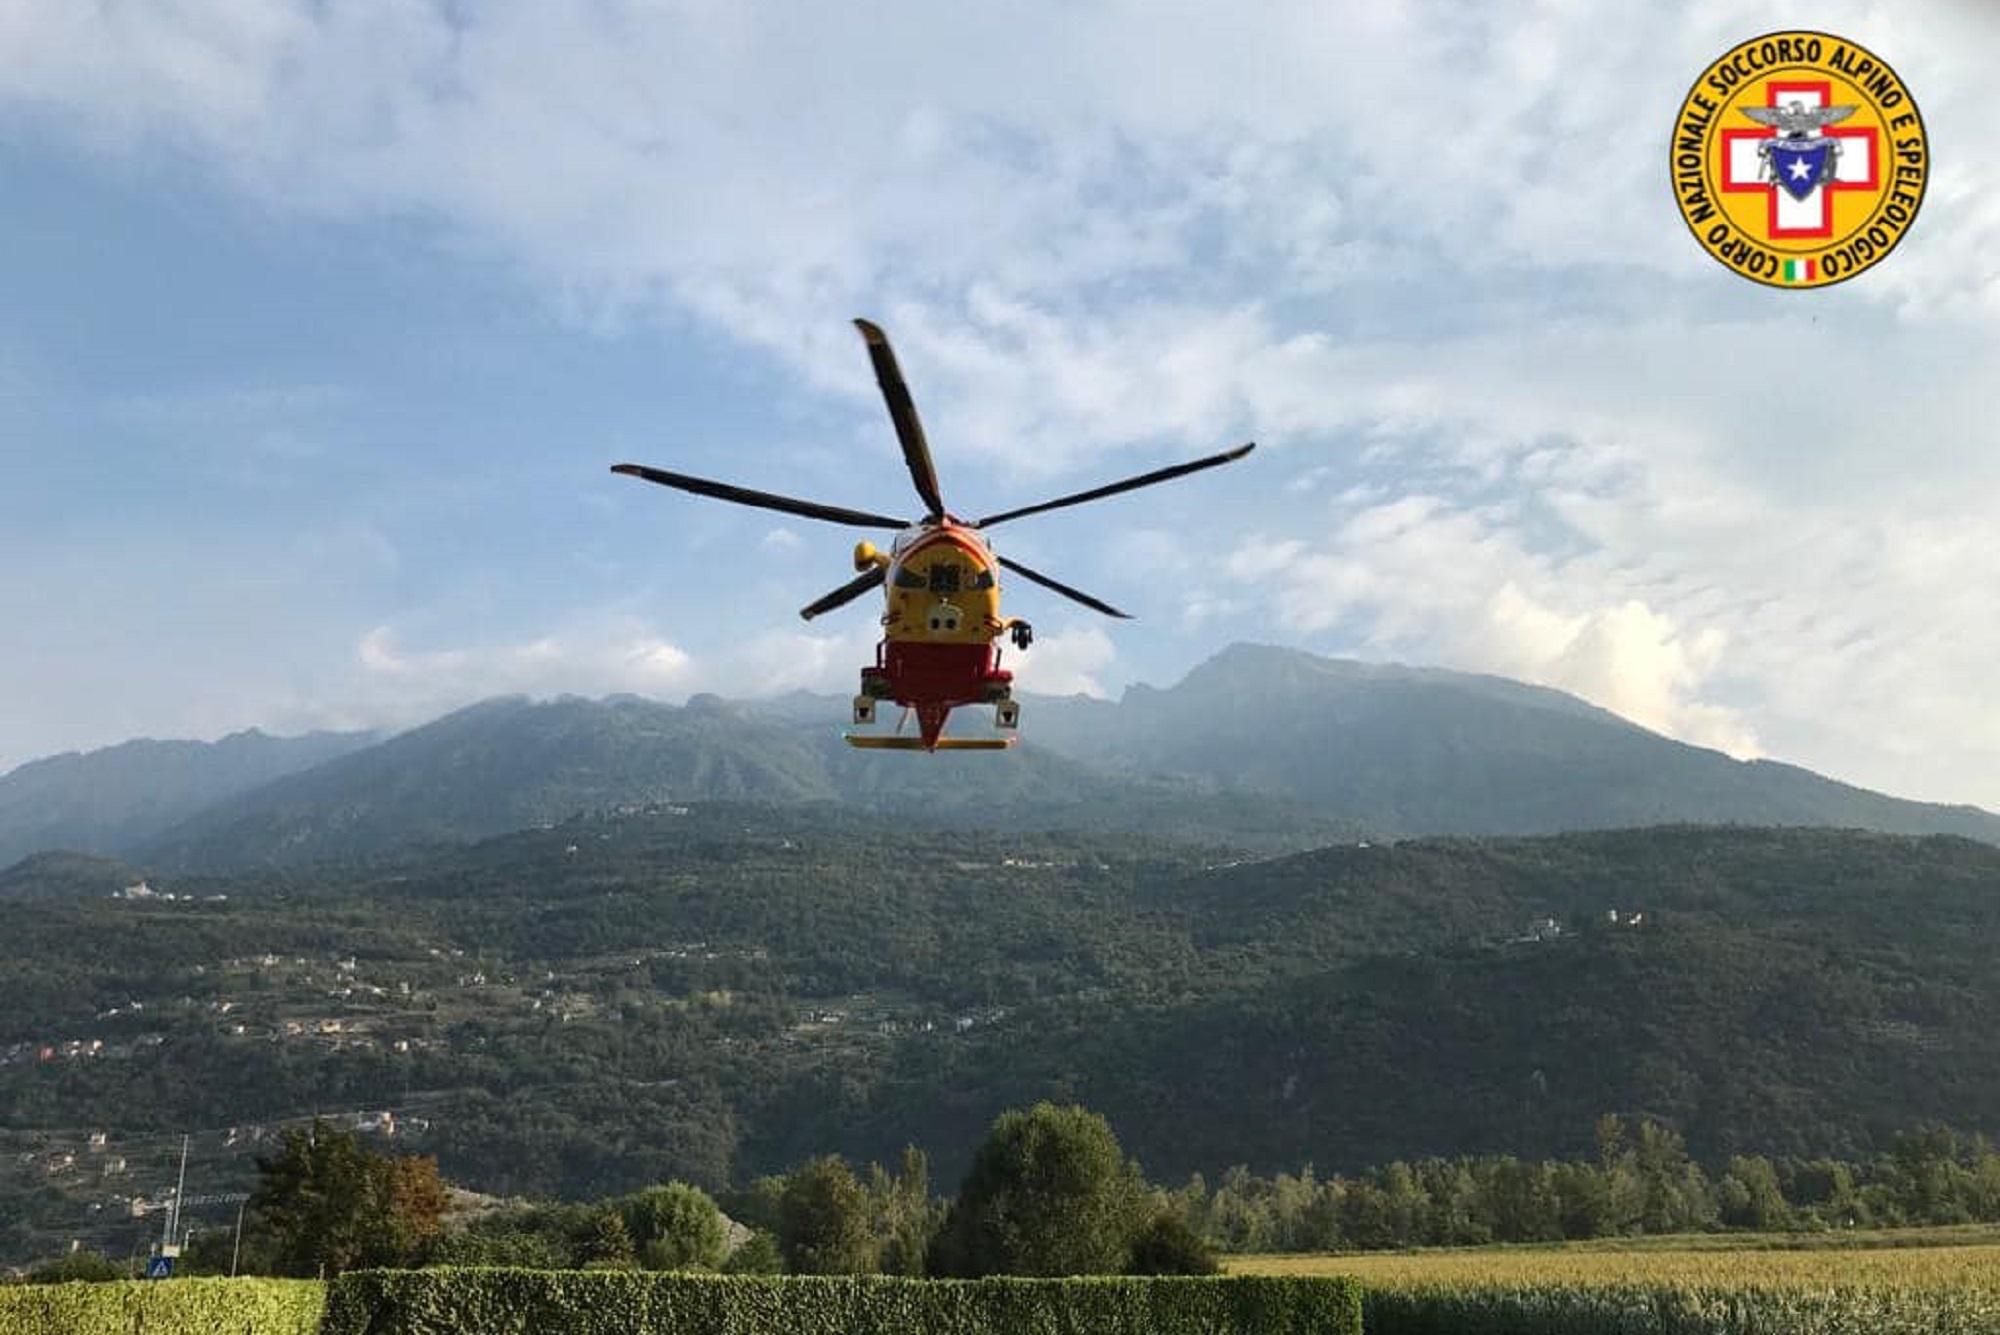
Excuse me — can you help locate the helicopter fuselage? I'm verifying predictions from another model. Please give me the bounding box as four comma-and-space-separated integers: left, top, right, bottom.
852, 520, 1019, 750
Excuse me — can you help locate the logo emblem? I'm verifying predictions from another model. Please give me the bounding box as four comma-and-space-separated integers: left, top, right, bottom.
1672, 32, 1927, 288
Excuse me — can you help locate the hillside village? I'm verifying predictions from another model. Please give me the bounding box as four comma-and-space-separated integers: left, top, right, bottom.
2, 809, 1993, 1271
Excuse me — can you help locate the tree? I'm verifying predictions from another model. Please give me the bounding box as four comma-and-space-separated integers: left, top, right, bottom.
578, 1206, 636, 1269
1969, 1144, 2000, 1222
721, 1176, 787, 1235
1125, 1208, 1218, 1275
1886, 1126, 1976, 1224
250, 1122, 428, 1277
1418, 1159, 1490, 1247
381, 1155, 450, 1262
1269, 1167, 1327, 1251
427, 1225, 567, 1269
1338, 1179, 1397, 1250
1595, 1114, 1627, 1172
1550, 1160, 1613, 1240
623, 1181, 727, 1271
1719, 1155, 1792, 1231
1632, 1120, 1705, 1233
720, 1231, 784, 1274
869, 1146, 937, 1277
1205, 1165, 1275, 1252
928, 1102, 1149, 1277
1377, 1161, 1427, 1246
1784, 1157, 1861, 1227
778, 1156, 877, 1274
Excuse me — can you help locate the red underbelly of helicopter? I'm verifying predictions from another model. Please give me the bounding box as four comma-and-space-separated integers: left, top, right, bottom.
867, 640, 1011, 707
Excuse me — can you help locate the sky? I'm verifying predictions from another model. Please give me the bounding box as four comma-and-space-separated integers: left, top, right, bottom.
1, 1, 1997, 809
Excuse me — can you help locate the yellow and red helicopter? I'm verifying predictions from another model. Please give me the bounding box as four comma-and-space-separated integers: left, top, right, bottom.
613, 319, 1253, 751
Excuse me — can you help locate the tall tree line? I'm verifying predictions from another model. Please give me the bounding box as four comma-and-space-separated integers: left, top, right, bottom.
1178, 1118, 2000, 1252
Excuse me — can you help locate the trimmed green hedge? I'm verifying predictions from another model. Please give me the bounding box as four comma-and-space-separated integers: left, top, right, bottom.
323, 1269, 1363, 1335
0, 1277, 326, 1335
1364, 1284, 2000, 1335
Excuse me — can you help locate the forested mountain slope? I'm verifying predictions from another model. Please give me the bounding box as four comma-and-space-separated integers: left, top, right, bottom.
138, 694, 1358, 868
5, 814, 1997, 1267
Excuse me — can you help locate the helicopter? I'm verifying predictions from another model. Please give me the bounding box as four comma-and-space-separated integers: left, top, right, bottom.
612, 319, 1254, 751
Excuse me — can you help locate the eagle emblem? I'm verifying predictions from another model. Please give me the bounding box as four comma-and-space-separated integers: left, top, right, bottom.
1739, 100, 1857, 201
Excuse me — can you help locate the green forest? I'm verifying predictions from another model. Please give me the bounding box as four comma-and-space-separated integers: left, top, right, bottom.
4, 809, 2000, 1268
22, 1108, 2000, 1286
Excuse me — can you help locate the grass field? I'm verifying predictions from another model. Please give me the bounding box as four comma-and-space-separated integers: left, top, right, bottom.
1228, 1225, 2000, 1289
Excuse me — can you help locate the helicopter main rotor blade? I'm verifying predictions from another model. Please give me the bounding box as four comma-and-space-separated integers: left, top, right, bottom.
611, 463, 908, 529
997, 555, 1132, 620
974, 442, 1256, 529
854, 319, 947, 520
798, 565, 887, 621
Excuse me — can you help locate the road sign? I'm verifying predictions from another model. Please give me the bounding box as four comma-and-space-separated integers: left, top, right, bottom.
145, 1255, 174, 1280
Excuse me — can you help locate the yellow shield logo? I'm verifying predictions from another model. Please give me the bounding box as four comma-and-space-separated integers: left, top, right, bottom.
1672, 31, 1928, 288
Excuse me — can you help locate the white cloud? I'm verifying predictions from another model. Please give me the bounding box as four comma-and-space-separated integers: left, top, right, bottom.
725, 624, 880, 697
1225, 506, 1767, 756
7, 1, 1993, 455
1011, 626, 1116, 698
354, 620, 695, 722
4, 0, 2000, 809
345, 617, 889, 730
1211, 391, 2000, 798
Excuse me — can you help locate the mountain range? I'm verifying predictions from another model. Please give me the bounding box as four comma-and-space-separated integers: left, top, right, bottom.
9, 643, 2000, 1269
3, 643, 1996, 875
0, 727, 376, 868
1024, 646, 2000, 840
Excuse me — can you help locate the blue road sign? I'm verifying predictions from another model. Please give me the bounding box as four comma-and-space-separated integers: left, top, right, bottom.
145, 1255, 174, 1279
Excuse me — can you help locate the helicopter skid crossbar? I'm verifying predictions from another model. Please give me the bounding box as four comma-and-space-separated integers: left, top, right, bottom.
844, 735, 1015, 751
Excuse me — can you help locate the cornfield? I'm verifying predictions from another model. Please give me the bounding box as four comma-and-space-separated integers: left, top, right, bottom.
1361, 1285, 2000, 1334
1233, 1242, 2000, 1288
1233, 1243, 2000, 1333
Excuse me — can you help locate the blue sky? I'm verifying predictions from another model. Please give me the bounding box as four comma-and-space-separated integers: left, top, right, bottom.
3, 1, 1998, 810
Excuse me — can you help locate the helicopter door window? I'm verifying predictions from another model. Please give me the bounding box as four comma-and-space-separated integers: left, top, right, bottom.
970, 570, 995, 590
893, 567, 927, 589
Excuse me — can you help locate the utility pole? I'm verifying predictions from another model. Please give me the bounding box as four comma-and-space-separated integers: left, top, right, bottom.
230, 1199, 246, 1277
168, 1134, 190, 1250
147, 1134, 189, 1279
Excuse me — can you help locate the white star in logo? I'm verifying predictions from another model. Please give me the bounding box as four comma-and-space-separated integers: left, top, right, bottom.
1787, 156, 1814, 181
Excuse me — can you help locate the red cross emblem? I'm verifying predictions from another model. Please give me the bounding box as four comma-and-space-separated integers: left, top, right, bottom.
1720, 80, 1879, 240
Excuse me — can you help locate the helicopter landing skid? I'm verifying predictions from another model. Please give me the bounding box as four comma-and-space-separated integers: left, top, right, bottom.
844, 734, 1016, 751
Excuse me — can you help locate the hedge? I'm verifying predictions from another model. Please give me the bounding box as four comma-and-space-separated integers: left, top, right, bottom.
322, 1269, 1364, 1335
0, 1277, 326, 1335
1363, 1283, 2000, 1335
